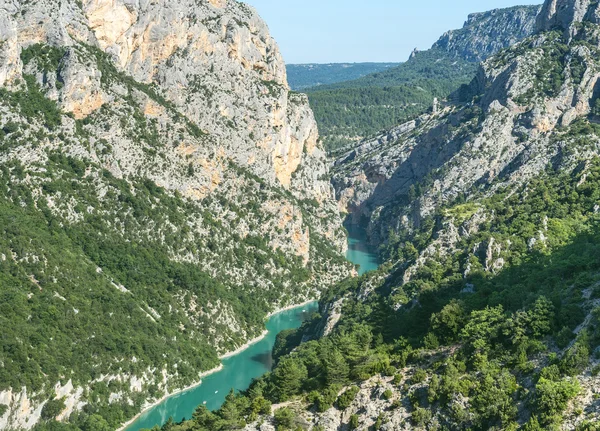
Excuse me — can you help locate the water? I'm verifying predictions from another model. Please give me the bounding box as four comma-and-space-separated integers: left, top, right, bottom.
124, 303, 318, 430
124, 226, 380, 431
345, 224, 379, 275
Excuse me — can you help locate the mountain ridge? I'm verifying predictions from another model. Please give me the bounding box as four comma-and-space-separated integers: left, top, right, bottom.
305, 4, 541, 152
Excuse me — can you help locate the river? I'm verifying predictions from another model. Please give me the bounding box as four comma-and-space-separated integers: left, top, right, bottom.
346, 224, 379, 275
123, 226, 378, 431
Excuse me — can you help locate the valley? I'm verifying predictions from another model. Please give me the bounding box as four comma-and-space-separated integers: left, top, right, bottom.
121, 232, 379, 431
2, 0, 600, 430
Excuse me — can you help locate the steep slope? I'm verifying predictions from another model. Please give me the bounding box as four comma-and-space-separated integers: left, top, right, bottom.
433, 5, 541, 62
306, 4, 542, 152
164, 1, 600, 430
286, 63, 401, 91
0, 1, 351, 429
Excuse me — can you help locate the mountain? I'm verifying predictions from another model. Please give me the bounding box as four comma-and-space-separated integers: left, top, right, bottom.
0, 0, 352, 429
432, 5, 541, 62
167, 1, 600, 429
286, 63, 401, 91
306, 4, 542, 153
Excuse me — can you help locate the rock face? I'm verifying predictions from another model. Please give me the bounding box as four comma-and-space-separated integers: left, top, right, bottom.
332, 4, 543, 229
3, 0, 331, 199
433, 5, 542, 62
536, 0, 600, 38
0, 0, 350, 429
332, 0, 600, 249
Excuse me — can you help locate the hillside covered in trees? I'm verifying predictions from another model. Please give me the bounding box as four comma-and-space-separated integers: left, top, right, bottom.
305, 5, 541, 153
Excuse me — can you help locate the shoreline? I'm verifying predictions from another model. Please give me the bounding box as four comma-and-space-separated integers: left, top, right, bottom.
266, 299, 318, 319
116, 364, 224, 431
117, 299, 318, 431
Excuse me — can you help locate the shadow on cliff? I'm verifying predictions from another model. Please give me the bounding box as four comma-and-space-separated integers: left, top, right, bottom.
353, 109, 478, 223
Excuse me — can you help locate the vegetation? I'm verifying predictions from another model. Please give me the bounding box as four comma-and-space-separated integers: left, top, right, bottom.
305, 49, 477, 152
286, 63, 400, 90
151, 149, 600, 431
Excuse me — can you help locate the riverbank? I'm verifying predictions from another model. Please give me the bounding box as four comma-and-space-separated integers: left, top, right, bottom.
117, 300, 317, 431
116, 364, 224, 431
221, 299, 317, 360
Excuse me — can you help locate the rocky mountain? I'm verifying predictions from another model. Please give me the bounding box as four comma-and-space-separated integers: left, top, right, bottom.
432, 5, 542, 62
306, 4, 542, 153
0, 0, 351, 429
163, 1, 600, 430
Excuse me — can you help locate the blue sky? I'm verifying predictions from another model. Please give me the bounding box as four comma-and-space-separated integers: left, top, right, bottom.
244, 0, 543, 64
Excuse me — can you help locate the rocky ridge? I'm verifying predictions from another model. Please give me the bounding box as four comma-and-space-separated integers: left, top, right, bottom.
236, 1, 600, 429
433, 5, 542, 62
332, 1, 600, 247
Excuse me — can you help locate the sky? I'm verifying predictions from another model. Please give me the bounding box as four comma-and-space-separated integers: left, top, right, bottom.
244, 0, 543, 64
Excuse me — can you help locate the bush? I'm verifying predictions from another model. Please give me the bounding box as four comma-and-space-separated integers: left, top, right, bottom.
412, 407, 432, 426
41, 398, 66, 421
534, 377, 580, 425
337, 386, 360, 410
555, 326, 574, 349
382, 389, 393, 400
273, 407, 296, 430
349, 414, 360, 430
412, 368, 427, 384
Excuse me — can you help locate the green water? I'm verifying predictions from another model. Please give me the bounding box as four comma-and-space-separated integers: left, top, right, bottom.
123, 227, 379, 431
346, 224, 379, 275
124, 303, 318, 430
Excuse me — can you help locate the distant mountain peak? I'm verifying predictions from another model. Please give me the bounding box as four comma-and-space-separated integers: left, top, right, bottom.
537, 0, 600, 37
432, 4, 542, 62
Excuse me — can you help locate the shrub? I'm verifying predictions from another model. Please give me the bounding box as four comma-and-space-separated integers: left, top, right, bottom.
337, 386, 360, 410
382, 389, 393, 400
534, 377, 580, 425
41, 398, 66, 421
273, 407, 296, 430
412, 407, 432, 426
412, 368, 427, 384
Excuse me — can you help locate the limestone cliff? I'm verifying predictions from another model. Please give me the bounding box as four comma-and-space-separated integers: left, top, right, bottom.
433, 5, 541, 62
0, 0, 349, 429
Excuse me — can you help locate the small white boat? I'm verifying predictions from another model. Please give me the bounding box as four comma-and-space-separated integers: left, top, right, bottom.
215, 390, 218, 394
203, 401, 207, 405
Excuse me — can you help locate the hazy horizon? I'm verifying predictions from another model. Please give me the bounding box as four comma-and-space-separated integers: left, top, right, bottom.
244, 0, 543, 64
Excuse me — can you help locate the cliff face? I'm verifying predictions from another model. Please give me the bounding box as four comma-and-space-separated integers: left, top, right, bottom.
0, 1, 350, 429
1, 0, 332, 198
433, 5, 542, 62
332, 4, 546, 236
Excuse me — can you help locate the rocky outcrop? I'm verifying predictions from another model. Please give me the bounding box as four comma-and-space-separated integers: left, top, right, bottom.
433, 5, 542, 62
536, 0, 600, 38
333, 0, 600, 252
3, 0, 333, 200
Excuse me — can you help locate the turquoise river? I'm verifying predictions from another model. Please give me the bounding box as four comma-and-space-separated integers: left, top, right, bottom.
124, 225, 378, 430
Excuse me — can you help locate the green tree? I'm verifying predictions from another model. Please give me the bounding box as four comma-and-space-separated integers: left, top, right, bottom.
273, 407, 296, 430
271, 357, 308, 401
41, 398, 66, 421
82, 415, 111, 431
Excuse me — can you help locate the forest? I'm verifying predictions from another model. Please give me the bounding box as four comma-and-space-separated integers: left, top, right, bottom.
304, 49, 478, 152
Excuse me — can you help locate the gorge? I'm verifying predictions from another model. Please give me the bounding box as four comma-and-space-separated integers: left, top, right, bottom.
2, 0, 600, 430
122, 232, 379, 431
